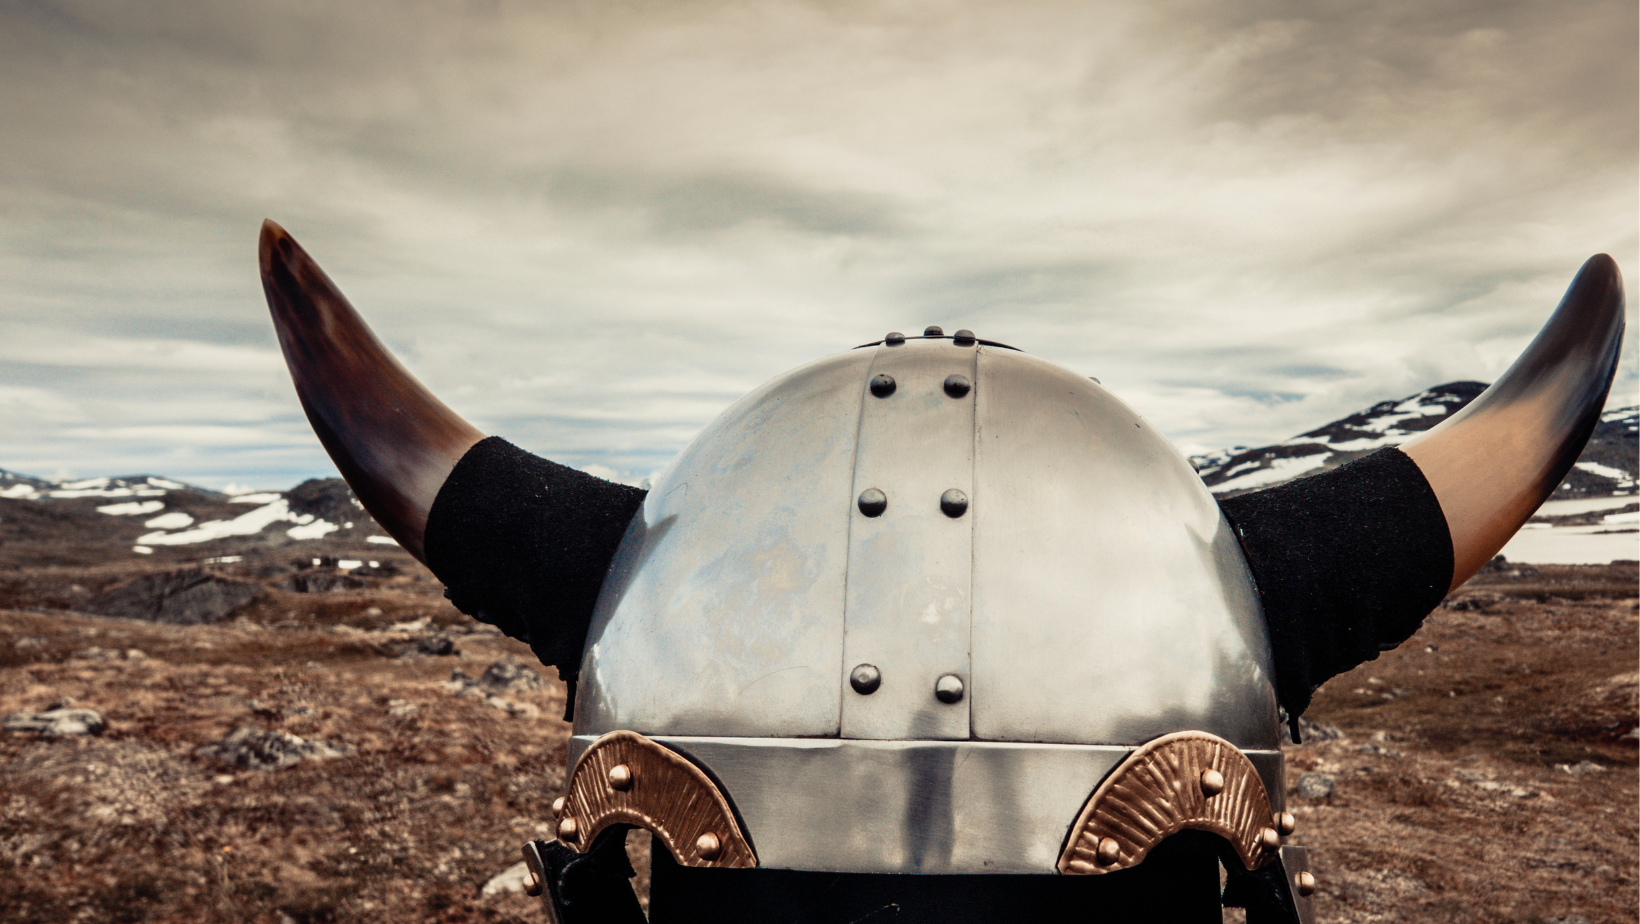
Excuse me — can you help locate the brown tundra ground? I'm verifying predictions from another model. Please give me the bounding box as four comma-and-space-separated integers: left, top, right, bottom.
0, 546, 1634, 924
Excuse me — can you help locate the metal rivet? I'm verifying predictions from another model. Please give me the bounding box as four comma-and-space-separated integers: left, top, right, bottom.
934, 673, 964, 704
608, 764, 633, 791
885, 331, 905, 345
943, 374, 971, 398
850, 663, 881, 695
924, 325, 944, 337
696, 832, 722, 861
939, 489, 968, 518
953, 329, 976, 346
857, 488, 887, 517
1276, 811, 1296, 836
1296, 871, 1317, 897
869, 374, 896, 398
1259, 827, 1280, 849
551, 796, 566, 816
1200, 768, 1225, 797
1096, 837, 1121, 865
558, 817, 579, 842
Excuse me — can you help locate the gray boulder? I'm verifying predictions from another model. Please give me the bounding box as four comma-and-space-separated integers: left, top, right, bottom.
196, 725, 350, 771
3, 707, 106, 737
87, 569, 261, 625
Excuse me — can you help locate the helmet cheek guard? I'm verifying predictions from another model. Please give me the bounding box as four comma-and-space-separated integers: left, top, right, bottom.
262, 223, 1623, 924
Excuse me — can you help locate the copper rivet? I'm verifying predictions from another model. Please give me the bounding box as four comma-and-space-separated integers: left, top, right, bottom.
608, 764, 633, 791
1259, 827, 1280, 849
550, 796, 565, 816
523, 864, 543, 897
1200, 768, 1225, 796
696, 832, 722, 861
1095, 837, 1121, 865
558, 817, 579, 842
1296, 871, 1317, 897
1276, 811, 1296, 836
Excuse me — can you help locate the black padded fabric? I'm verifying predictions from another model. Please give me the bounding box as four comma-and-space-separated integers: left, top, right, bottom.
648, 830, 1226, 924
424, 437, 646, 680
1219, 447, 1453, 724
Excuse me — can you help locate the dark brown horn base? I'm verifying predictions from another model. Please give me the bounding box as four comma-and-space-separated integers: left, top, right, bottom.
424, 437, 646, 697
1219, 447, 1452, 727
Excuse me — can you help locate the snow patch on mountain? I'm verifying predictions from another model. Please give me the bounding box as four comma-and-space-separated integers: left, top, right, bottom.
1193, 385, 1637, 504
135, 499, 340, 546
97, 500, 166, 516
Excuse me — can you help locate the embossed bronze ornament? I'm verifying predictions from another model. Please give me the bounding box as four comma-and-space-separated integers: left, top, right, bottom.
1058, 730, 1281, 875
558, 730, 756, 868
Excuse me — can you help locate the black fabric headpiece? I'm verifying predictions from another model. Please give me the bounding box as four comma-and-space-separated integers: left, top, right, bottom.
1219, 447, 1452, 727
425, 437, 647, 680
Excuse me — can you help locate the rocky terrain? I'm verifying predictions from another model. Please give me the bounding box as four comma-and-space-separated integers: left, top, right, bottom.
1, 554, 1632, 924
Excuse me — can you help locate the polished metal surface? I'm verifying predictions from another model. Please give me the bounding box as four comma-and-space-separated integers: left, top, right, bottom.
259, 220, 485, 562
842, 338, 978, 740
939, 488, 969, 518
1402, 254, 1626, 589
607, 764, 633, 791
557, 817, 578, 841
857, 488, 887, 517
934, 673, 965, 704
970, 346, 1281, 749
943, 374, 972, 398
568, 734, 1284, 875
1201, 768, 1225, 796
1059, 731, 1281, 875
1280, 845, 1317, 924
576, 348, 874, 738
1276, 811, 1296, 836
849, 663, 881, 695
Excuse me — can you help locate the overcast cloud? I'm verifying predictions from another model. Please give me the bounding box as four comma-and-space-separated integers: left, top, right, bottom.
1, 0, 1635, 489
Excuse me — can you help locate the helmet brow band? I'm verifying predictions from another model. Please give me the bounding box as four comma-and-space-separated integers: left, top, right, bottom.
1059, 731, 1285, 875
554, 730, 757, 869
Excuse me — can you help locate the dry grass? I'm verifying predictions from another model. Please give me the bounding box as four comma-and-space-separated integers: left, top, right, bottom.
0, 561, 1633, 923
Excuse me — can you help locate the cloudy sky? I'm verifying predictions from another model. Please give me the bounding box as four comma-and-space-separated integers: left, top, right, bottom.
2, 0, 1635, 490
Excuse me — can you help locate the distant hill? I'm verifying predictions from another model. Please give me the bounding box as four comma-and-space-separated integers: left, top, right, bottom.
1191, 383, 1638, 500
2, 383, 1634, 563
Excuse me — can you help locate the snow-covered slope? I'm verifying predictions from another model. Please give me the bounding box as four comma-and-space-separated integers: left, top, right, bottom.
1192, 383, 1637, 500
0, 471, 386, 558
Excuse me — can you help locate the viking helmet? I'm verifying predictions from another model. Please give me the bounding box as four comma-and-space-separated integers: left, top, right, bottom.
260, 220, 1624, 923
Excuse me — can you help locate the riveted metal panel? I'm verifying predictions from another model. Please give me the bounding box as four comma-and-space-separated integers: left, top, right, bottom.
566, 735, 1287, 875
970, 348, 1280, 749
575, 349, 873, 738
841, 339, 977, 740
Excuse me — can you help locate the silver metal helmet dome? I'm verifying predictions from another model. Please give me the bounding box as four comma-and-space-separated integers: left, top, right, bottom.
572, 333, 1282, 875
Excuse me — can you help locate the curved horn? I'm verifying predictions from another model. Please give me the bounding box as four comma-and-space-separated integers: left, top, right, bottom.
1402, 254, 1626, 590
259, 219, 485, 562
